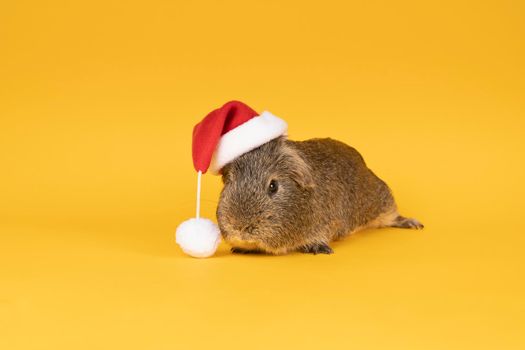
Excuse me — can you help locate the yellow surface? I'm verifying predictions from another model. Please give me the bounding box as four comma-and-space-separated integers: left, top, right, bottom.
1, 0, 524, 349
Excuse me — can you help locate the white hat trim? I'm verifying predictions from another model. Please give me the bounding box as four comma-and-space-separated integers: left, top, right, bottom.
209, 111, 288, 174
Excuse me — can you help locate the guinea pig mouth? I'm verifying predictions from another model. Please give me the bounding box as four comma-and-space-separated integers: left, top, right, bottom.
222, 229, 257, 242
225, 237, 261, 251
219, 225, 261, 245
220, 220, 259, 237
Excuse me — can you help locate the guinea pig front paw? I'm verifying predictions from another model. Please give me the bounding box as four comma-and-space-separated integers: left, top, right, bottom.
299, 243, 334, 255
231, 247, 265, 255
391, 216, 424, 230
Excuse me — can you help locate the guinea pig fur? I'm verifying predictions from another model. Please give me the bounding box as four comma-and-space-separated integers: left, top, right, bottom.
216, 136, 423, 255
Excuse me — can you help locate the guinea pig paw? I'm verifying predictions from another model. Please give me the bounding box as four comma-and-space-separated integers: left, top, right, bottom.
231, 247, 264, 255
299, 243, 334, 255
391, 216, 424, 230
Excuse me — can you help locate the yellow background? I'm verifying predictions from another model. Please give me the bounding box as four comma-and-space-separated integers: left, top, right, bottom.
1, 0, 524, 349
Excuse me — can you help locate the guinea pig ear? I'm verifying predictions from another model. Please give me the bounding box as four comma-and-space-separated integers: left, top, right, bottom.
281, 143, 315, 189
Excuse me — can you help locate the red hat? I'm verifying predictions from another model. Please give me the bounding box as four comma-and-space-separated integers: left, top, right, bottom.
192, 100, 288, 174
175, 101, 288, 258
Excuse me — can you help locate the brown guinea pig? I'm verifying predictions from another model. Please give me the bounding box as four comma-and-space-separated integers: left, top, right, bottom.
216, 136, 423, 255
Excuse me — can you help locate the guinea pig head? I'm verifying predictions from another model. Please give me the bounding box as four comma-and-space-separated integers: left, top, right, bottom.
216, 137, 314, 254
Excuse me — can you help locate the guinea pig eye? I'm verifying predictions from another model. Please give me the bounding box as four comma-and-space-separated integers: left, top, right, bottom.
268, 179, 278, 195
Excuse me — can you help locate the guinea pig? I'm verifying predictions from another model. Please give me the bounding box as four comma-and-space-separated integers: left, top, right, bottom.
216, 136, 423, 255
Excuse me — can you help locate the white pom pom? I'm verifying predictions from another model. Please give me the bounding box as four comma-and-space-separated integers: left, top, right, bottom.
175, 218, 221, 258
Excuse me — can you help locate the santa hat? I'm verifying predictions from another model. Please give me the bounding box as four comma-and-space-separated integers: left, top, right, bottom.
175, 101, 288, 258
